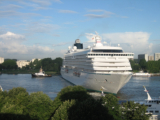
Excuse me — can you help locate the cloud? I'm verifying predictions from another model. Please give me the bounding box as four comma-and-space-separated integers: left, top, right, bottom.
30, 0, 52, 6
0, 32, 57, 59
85, 32, 155, 58
0, 10, 40, 18
53, 0, 62, 3
0, 4, 23, 10
58, 10, 77, 13
85, 33, 97, 42
26, 22, 60, 33
85, 9, 114, 19
52, 42, 72, 47
101, 32, 152, 57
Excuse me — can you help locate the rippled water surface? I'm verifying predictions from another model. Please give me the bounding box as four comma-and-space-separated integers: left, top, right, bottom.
0, 74, 160, 100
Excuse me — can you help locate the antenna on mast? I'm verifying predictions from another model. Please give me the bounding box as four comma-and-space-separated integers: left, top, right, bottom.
95, 31, 98, 35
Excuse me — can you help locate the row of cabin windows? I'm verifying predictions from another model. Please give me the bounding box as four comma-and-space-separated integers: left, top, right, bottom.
148, 100, 160, 103
88, 54, 133, 56
146, 110, 159, 113
92, 50, 123, 53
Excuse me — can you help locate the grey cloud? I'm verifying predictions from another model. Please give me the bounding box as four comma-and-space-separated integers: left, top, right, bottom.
0, 4, 23, 10
31, 0, 51, 6
85, 14, 111, 18
59, 10, 77, 13
26, 22, 60, 33
0, 10, 40, 18
85, 9, 114, 19
52, 42, 72, 47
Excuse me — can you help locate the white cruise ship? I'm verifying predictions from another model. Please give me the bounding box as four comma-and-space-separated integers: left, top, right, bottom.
61, 32, 134, 94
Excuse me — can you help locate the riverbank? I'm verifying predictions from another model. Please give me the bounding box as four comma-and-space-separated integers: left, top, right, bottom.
151, 73, 160, 76
0, 70, 60, 75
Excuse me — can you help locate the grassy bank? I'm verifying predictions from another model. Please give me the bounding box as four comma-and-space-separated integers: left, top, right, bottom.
0, 69, 60, 75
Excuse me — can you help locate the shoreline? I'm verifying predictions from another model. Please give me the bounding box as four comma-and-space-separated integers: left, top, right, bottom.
0, 70, 60, 75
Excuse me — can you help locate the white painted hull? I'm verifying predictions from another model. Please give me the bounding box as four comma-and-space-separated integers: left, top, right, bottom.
61, 68, 132, 94
133, 73, 151, 77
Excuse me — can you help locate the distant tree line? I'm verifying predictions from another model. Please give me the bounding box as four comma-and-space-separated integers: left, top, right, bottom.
130, 59, 160, 73
0, 57, 63, 73
0, 86, 151, 120
26, 57, 63, 73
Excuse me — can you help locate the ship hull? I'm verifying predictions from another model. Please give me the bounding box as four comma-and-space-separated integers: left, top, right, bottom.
61, 68, 132, 94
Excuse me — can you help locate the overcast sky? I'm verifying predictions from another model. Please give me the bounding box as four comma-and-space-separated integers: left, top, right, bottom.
0, 0, 160, 60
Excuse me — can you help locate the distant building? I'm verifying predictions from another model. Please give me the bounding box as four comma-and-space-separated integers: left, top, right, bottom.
154, 53, 160, 61
0, 57, 4, 64
16, 60, 30, 68
31, 58, 41, 62
148, 56, 154, 61
138, 54, 148, 62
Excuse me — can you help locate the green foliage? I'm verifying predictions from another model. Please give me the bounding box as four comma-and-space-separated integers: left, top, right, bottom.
147, 61, 160, 73
2, 59, 18, 69
0, 86, 152, 120
51, 100, 76, 120
122, 101, 151, 120
100, 94, 122, 120
139, 59, 147, 70
130, 60, 141, 71
52, 86, 92, 117
26, 57, 63, 73
68, 97, 113, 120
25, 91, 54, 120
41, 58, 54, 71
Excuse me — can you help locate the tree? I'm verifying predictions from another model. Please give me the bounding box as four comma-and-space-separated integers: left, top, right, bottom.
100, 94, 122, 120
2, 59, 17, 70
121, 101, 151, 120
139, 59, 147, 70
25, 91, 54, 120
51, 86, 92, 117
41, 58, 54, 71
53, 57, 63, 73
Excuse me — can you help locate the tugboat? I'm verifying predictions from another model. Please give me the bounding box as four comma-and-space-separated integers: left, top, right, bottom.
32, 67, 52, 77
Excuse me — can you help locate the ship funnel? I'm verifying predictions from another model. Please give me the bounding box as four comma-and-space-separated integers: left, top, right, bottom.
74, 39, 83, 49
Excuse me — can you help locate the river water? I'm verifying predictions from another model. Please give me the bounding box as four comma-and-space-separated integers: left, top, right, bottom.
0, 74, 160, 101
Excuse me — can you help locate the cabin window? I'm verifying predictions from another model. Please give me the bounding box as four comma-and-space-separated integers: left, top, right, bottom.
155, 111, 159, 113
146, 111, 148, 112
149, 105, 152, 107
106, 54, 108, 56
150, 111, 153, 113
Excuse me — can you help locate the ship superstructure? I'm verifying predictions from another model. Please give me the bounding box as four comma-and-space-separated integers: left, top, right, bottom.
61, 32, 134, 94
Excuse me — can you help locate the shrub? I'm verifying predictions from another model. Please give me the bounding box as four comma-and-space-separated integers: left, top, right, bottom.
100, 94, 122, 120
51, 100, 76, 120
51, 86, 92, 116
25, 91, 54, 120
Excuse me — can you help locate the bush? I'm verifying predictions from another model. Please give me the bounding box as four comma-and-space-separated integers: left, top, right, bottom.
25, 91, 54, 120
51, 100, 76, 120
51, 86, 92, 116
100, 94, 122, 120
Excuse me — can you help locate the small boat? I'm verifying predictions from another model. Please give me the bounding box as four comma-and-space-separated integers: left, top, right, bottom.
31, 67, 52, 77
132, 70, 151, 77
